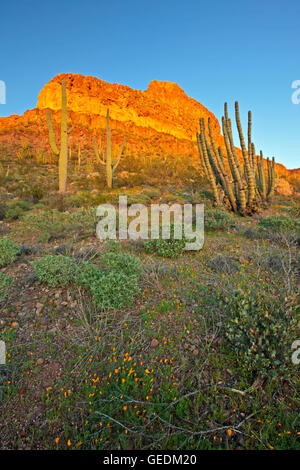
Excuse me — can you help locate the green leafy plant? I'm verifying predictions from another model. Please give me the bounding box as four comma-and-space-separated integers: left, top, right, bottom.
0, 272, 13, 300
0, 238, 21, 267
23, 208, 96, 242
144, 223, 186, 258
32, 255, 80, 287
101, 251, 142, 277
258, 215, 299, 234
205, 209, 233, 231
5, 201, 32, 220
224, 288, 298, 378
89, 270, 140, 309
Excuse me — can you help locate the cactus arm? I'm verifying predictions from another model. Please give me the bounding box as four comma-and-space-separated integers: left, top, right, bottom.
46, 109, 59, 156
259, 151, 267, 200
93, 136, 106, 165
58, 79, 68, 193
106, 108, 113, 188
199, 119, 219, 205
267, 157, 276, 199
112, 136, 126, 173
235, 101, 255, 206
77, 145, 81, 169
197, 131, 209, 178
222, 115, 246, 214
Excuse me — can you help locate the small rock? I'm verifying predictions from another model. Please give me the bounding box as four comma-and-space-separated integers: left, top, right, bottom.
36, 302, 44, 314
150, 339, 159, 348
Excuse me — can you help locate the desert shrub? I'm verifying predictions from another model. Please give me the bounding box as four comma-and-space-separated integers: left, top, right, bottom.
144, 223, 186, 258
78, 262, 104, 288
224, 288, 298, 378
105, 240, 121, 253
151, 238, 186, 258
0, 238, 21, 267
159, 193, 184, 204
23, 210, 68, 242
205, 209, 233, 231
74, 246, 99, 262
125, 193, 151, 206
32, 255, 80, 287
0, 203, 7, 220
17, 183, 43, 203
243, 227, 262, 240
32, 250, 142, 309
84, 269, 140, 310
101, 251, 143, 277
141, 187, 162, 200
258, 215, 299, 234
288, 206, 300, 218
200, 189, 214, 201
23, 208, 97, 242
208, 255, 240, 274
65, 191, 109, 208
5, 200, 31, 220
0, 272, 13, 300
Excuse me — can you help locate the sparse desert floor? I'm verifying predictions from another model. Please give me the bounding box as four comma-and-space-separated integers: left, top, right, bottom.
0, 147, 299, 450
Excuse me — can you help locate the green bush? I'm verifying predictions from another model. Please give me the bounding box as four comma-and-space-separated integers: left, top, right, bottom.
32, 255, 80, 287
78, 262, 104, 288
32, 252, 142, 310
0, 238, 21, 267
0, 203, 7, 220
258, 215, 299, 234
0, 272, 13, 300
224, 288, 298, 378
126, 194, 152, 205
101, 252, 143, 277
205, 209, 233, 231
141, 187, 162, 200
144, 223, 186, 258
89, 270, 140, 310
5, 200, 31, 220
79, 257, 141, 309
105, 240, 121, 253
288, 206, 300, 218
23, 208, 97, 242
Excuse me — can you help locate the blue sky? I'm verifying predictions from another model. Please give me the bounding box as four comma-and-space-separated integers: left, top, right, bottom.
0, 0, 299, 169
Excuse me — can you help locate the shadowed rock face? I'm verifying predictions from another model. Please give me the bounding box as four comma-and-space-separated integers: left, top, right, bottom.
0, 72, 299, 181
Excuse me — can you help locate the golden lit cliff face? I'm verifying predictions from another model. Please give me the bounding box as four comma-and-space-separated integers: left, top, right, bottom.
36, 73, 221, 143
0, 72, 298, 181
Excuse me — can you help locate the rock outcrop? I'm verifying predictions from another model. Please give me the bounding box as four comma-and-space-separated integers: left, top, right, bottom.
0, 73, 299, 182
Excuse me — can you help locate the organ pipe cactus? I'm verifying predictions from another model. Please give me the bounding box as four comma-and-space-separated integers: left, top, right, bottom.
46, 80, 72, 193
93, 108, 125, 189
197, 101, 276, 215
256, 152, 276, 201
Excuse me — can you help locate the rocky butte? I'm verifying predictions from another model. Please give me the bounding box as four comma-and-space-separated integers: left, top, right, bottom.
0, 73, 299, 185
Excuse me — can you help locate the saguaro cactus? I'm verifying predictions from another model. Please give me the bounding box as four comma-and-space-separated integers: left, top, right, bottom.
46, 79, 71, 193
93, 108, 125, 189
197, 101, 276, 215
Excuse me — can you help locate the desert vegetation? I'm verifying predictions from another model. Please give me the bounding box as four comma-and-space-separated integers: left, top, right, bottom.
0, 81, 299, 451
197, 102, 276, 215
0, 140, 299, 451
